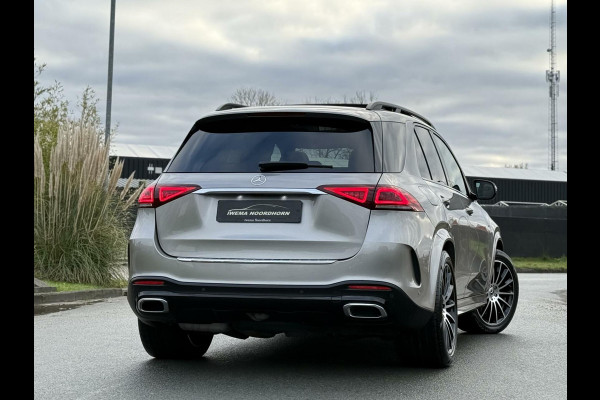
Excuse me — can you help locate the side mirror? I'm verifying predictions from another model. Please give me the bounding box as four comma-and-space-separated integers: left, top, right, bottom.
474, 179, 497, 200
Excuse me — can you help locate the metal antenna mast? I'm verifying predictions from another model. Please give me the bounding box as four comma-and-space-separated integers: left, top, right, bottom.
546, 0, 560, 171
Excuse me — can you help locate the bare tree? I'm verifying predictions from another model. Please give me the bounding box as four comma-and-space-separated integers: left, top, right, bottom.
305, 90, 377, 104
345, 90, 378, 104
504, 162, 528, 169
229, 87, 281, 106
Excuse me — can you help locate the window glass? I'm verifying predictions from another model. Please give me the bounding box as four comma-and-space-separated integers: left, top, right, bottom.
431, 134, 467, 195
414, 133, 432, 179
168, 117, 375, 172
382, 122, 407, 172
414, 126, 446, 184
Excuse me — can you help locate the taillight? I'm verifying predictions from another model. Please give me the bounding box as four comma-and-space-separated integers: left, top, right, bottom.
138, 185, 156, 206
319, 186, 372, 205
373, 186, 423, 211
138, 184, 200, 208
318, 185, 423, 211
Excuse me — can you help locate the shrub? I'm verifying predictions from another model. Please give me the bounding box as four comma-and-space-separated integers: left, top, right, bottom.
34, 121, 143, 285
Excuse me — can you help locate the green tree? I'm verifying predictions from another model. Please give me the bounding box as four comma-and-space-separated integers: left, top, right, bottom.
34, 59, 107, 172
34, 60, 68, 166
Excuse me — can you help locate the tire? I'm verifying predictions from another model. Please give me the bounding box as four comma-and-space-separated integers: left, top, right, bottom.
458, 250, 519, 334
397, 250, 458, 368
138, 319, 214, 359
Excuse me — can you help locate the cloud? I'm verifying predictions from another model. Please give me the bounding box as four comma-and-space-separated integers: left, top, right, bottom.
34, 0, 567, 170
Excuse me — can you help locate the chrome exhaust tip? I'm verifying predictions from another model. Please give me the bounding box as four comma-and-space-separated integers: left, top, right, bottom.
343, 303, 387, 319
137, 298, 169, 313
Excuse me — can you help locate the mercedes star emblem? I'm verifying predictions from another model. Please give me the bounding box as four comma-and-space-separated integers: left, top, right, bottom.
251, 175, 267, 185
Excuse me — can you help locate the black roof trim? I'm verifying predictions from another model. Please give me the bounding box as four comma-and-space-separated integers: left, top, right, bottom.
366, 101, 435, 128
216, 103, 248, 111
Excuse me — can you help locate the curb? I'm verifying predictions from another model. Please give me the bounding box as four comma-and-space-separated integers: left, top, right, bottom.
34, 288, 126, 305
34, 288, 127, 315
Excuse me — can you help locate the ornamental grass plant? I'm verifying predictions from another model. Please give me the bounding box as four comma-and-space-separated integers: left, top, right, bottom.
34, 121, 143, 285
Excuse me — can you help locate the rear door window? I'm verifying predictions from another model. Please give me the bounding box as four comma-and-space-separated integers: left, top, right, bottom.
414, 126, 447, 184
414, 132, 432, 180
168, 116, 375, 173
431, 134, 468, 195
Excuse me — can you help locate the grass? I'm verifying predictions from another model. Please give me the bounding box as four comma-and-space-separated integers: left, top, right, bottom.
43, 279, 127, 292
512, 256, 567, 272
44, 280, 103, 292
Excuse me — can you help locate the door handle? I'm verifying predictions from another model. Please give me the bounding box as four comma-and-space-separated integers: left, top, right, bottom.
465, 207, 474, 215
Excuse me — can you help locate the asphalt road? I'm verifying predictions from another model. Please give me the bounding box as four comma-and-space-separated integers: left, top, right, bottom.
34, 273, 567, 400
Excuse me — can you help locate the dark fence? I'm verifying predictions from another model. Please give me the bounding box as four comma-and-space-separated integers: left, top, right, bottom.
466, 177, 567, 205
482, 205, 567, 258
111, 156, 171, 180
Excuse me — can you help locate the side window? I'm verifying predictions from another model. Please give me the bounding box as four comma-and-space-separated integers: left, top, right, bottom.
382, 122, 407, 172
431, 134, 467, 195
414, 126, 447, 184
413, 132, 432, 179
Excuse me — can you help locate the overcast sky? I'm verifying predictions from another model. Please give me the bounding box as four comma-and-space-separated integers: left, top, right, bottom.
34, 0, 567, 171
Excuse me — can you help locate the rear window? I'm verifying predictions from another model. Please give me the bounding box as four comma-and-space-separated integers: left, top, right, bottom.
167, 116, 375, 172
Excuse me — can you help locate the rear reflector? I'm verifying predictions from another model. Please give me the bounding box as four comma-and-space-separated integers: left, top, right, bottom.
132, 280, 165, 286
348, 285, 392, 291
138, 184, 200, 208
318, 185, 423, 211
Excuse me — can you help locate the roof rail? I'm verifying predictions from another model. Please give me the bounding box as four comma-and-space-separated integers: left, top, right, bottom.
292, 103, 368, 108
366, 101, 435, 128
216, 103, 248, 111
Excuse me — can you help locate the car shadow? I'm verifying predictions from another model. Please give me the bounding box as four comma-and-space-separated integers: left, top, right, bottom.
130, 331, 520, 381
118, 331, 527, 398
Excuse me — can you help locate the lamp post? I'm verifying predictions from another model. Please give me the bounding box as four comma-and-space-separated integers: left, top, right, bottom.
104, 0, 116, 146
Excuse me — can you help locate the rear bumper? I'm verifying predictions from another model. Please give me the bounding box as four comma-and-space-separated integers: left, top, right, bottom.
129, 208, 437, 313
128, 277, 433, 337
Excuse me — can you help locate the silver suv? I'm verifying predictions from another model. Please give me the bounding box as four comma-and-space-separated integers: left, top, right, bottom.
128, 101, 519, 367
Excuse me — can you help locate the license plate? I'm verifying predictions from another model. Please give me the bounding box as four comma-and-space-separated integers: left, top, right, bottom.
216, 200, 302, 223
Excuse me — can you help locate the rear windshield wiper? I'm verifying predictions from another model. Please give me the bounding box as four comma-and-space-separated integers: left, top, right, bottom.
259, 162, 334, 172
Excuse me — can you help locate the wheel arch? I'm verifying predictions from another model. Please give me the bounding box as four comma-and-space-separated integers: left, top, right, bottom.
443, 240, 456, 269
493, 229, 503, 257
495, 236, 504, 252
424, 228, 453, 310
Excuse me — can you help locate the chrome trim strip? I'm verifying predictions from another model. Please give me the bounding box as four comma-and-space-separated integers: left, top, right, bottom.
343, 303, 388, 319
194, 188, 324, 195
177, 257, 336, 264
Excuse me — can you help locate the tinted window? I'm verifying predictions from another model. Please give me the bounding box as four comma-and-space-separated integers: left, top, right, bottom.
168, 116, 374, 172
382, 122, 407, 172
431, 134, 467, 195
414, 133, 432, 179
414, 126, 446, 184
